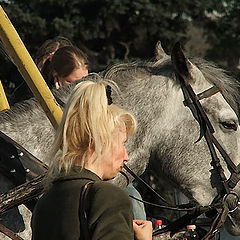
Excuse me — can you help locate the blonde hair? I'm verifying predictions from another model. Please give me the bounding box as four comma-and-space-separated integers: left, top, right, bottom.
47, 78, 136, 178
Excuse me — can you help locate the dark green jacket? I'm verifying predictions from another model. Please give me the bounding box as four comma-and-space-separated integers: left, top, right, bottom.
31, 167, 134, 240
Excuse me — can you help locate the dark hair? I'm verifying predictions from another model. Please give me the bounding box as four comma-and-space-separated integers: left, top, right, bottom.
52, 46, 88, 77
41, 45, 89, 87
35, 36, 72, 70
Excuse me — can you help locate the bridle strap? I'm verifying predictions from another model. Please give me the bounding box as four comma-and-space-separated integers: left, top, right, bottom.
152, 207, 209, 237
206, 130, 230, 194
123, 164, 225, 238
123, 165, 169, 205
182, 84, 214, 143
212, 135, 240, 174
175, 71, 240, 237
179, 77, 231, 195
197, 86, 219, 101
123, 78, 235, 237
183, 81, 240, 190
212, 135, 240, 189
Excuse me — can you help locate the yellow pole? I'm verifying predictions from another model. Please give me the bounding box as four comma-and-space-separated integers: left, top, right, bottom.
0, 80, 10, 111
0, 6, 62, 129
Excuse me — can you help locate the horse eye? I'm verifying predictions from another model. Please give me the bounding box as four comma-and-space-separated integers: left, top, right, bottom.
220, 121, 238, 131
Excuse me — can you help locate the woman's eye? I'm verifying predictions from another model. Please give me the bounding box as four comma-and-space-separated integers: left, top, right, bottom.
220, 121, 238, 131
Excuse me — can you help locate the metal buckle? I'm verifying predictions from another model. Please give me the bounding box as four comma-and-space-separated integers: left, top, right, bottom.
222, 191, 240, 213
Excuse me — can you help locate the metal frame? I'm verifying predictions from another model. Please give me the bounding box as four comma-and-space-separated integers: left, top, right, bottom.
0, 5, 62, 129
0, 80, 10, 111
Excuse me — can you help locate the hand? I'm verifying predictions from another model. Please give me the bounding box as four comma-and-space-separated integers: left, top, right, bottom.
133, 219, 152, 240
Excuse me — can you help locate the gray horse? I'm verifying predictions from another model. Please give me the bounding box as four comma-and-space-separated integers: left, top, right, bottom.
0, 43, 240, 239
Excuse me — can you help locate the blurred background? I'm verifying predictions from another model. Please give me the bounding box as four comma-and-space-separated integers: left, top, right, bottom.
1, 0, 240, 234
1, 0, 240, 96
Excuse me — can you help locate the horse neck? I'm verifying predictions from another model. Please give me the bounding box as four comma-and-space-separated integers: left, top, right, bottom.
117, 71, 187, 178
0, 100, 54, 161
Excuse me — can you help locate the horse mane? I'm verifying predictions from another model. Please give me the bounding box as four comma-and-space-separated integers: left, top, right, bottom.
102, 58, 240, 116
103, 60, 173, 80
5, 57, 238, 120
192, 57, 240, 115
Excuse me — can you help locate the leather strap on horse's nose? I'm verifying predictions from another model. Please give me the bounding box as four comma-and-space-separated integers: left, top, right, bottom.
228, 173, 240, 189
211, 135, 240, 189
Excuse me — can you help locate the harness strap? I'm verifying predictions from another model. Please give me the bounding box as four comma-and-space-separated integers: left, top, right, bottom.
123, 165, 169, 205
197, 86, 219, 101
0, 223, 24, 240
212, 135, 240, 174
180, 80, 231, 195
228, 173, 240, 189
0, 135, 26, 186
0, 130, 48, 211
202, 201, 229, 239
152, 205, 210, 237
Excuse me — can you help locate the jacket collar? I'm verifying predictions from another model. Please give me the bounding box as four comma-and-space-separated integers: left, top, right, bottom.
54, 166, 102, 183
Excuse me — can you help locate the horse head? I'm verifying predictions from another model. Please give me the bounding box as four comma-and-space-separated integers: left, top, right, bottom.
157, 42, 240, 235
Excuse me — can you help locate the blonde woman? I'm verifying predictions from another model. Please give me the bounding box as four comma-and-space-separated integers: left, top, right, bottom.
31, 79, 152, 240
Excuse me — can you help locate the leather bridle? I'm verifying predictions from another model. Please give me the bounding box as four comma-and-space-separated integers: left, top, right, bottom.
178, 72, 240, 194
177, 73, 240, 238
123, 73, 240, 239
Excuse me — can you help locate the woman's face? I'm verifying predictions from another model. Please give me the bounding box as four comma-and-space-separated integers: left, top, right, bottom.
101, 125, 129, 180
55, 67, 88, 89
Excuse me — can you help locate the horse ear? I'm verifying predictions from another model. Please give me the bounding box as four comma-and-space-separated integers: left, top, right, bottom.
155, 41, 169, 61
171, 42, 193, 84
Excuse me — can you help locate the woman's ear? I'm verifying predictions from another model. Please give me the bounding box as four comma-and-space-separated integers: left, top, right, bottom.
53, 70, 61, 89
54, 79, 60, 89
